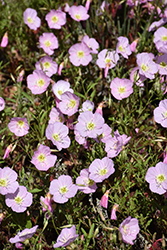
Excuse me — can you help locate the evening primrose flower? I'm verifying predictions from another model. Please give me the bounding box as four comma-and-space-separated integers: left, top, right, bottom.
5, 186, 33, 213
79, 100, 94, 113
111, 204, 119, 220
58, 92, 80, 116
9, 225, 38, 244
69, 42, 92, 66
76, 169, 97, 194
49, 107, 65, 124
31, 144, 57, 171
27, 69, 51, 94
39, 32, 59, 55
0, 167, 19, 195
53, 225, 79, 248
68, 5, 89, 21
116, 36, 132, 59
156, 54, 167, 75
35, 56, 58, 77
23, 8, 41, 30
145, 162, 167, 194
52, 80, 73, 100
154, 99, 167, 127
89, 157, 115, 183
8, 117, 29, 137
0, 32, 8, 47
154, 27, 167, 53
110, 77, 133, 100
82, 35, 99, 54
45, 9, 66, 29
49, 175, 78, 204
100, 190, 110, 208
119, 216, 140, 245
45, 122, 70, 151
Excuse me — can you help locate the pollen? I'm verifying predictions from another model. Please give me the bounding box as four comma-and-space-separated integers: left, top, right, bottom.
118, 86, 126, 93
59, 186, 68, 194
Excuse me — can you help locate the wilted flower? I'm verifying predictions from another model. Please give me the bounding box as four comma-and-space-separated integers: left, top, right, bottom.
154, 99, 167, 127
0, 167, 19, 195
69, 42, 92, 66
27, 69, 51, 94
49, 175, 78, 204
8, 117, 29, 137
110, 77, 133, 100
39, 32, 59, 55
35, 56, 58, 77
45, 9, 66, 29
1, 32, 8, 47
53, 225, 79, 248
68, 5, 89, 21
23, 8, 41, 30
119, 216, 140, 245
76, 169, 97, 194
31, 144, 57, 171
3, 144, 13, 159
145, 162, 167, 194
9, 225, 38, 244
5, 186, 33, 213
0, 97, 5, 111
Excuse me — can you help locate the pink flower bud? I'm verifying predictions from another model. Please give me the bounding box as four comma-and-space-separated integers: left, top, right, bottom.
58, 62, 64, 75
104, 64, 109, 78
100, 190, 110, 208
1, 32, 8, 47
110, 204, 119, 220
130, 38, 138, 52
17, 69, 25, 82
85, 0, 91, 11
3, 144, 13, 159
95, 102, 104, 116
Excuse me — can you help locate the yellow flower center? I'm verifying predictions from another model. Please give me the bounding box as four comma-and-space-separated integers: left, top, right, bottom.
37, 153, 46, 162
77, 50, 84, 58
105, 58, 111, 64
37, 79, 45, 87
118, 86, 126, 93
156, 174, 166, 185
69, 99, 76, 108
163, 111, 167, 118
0, 178, 7, 187
27, 17, 33, 23
99, 168, 107, 176
14, 196, 23, 205
51, 15, 59, 23
17, 120, 24, 127
75, 14, 81, 20
160, 61, 167, 68
141, 63, 148, 72
43, 61, 51, 69
123, 225, 129, 235
53, 133, 60, 141
58, 90, 63, 96
162, 35, 167, 41
59, 186, 68, 194
44, 40, 51, 47
87, 122, 95, 130
119, 45, 124, 52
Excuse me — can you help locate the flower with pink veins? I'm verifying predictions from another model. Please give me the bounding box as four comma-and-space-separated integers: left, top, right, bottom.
58, 92, 80, 116
45, 9, 66, 29
110, 77, 133, 100
45, 122, 70, 151
27, 69, 51, 94
5, 186, 33, 213
53, 225, 78, 248
69, 42, 92, 66
23, 8, 41, 30
8, 117, 29, 137
96, 49, 119, 77
39, 32, 59, 55
9, 225, 38, 244
49, 175, 78, 204
69, 5, 89, 21
116, 36, 132, 59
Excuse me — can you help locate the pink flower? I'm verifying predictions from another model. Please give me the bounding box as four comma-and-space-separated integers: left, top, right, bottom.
85, 0, 91, 11
96, 49, 119, 77
8, 117, 29, 137
75, 111, 104, 139
116, 36, 132, 59
74, 126, 88, 148
45, 9, 66, 29
39, 32, 59, 55
79, 100, 94, 113
130, 67, 146, 87
31, 144, 57, 171
145, 162, 167, 194
1, 32, 8, 47
53, 225, 78, 248
110, 77, 133, 100
0, 167, 19, 195
82, 35, 99, 54
76, 169, 97, 194
40, 193, 53, 219
100, 190, 110, 208
69, 43, 92, 66
3, 144, 13, 159
154, 99, 167, 127
35, 56, 58, 77
49, 107, 65, 124
58, 62, 64, 75
17, 69, 25, 82
58, 92, 80, 116
49, 175, 78, 204
23, 8, 41, 30
0, 97, 5, 111
45, 122, 70, 151
136, 52, 158, 79
5, 186, 33, 213
156, 54, 167, 75
27, 69, 51, 94
69, 5, 89, 21
9, 225, 38, 244
130, 38, 139, 52
52, 80, 73, 101
154, 27, 167, 53
101, 124, 112, 143
89, 157, 115, 183
95, 102, 104, 116
119, 216, 139, 245
111, 204, 119, 220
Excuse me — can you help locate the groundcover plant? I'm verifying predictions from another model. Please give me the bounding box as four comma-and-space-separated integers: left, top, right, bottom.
1, 0, 167, 249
